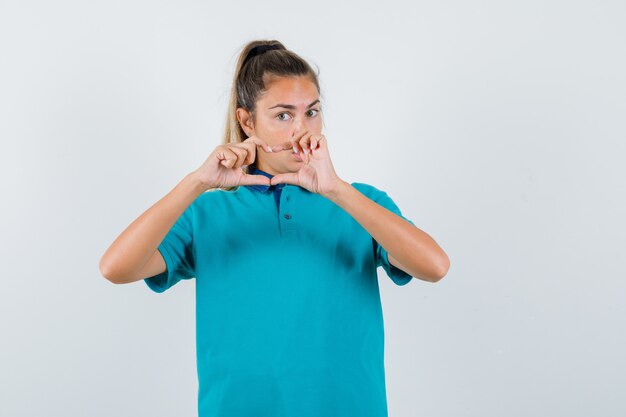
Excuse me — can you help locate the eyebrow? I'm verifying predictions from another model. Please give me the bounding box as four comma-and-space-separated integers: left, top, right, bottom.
268, 99, 320, 110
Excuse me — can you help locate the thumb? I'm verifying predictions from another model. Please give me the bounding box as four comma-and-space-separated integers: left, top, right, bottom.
271, 172, 299, 186
240, 173, 271, 186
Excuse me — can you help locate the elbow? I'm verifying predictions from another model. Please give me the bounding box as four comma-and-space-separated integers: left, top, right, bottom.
428, 254, 450, 283
430, 254, 450, 283
406, 252, 450, 283
99, 257, 123, 284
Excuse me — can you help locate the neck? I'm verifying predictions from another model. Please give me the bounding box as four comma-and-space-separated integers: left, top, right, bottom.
253, 161, 280, 176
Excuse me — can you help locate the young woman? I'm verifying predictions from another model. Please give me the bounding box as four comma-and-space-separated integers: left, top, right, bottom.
100, 39, 449, 417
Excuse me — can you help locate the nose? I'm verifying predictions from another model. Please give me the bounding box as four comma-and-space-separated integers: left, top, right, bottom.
291, 116, 307, 137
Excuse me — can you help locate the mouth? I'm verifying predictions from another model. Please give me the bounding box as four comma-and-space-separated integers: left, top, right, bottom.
292, 152, 304, 162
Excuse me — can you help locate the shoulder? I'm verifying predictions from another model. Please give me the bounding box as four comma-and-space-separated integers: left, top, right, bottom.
197, 186, 242, 201
350, 181, 387, 200
350, 181, 407, 215
190, 187, 243, 210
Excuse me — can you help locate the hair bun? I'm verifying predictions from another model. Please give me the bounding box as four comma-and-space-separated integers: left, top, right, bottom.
244, 44, 281, 65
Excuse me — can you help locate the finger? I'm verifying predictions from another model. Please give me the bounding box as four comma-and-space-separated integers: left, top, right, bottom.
270, 141, 295, 152
314, 134, 326, 150
227, 144, 248, 168
310, 134, 322, 150
299, 132, 313, 156
218, 148, 240, 168
287, 130, 307, 154
242, 137, 274, 153
240, 173, 272, 186
230, 143, 256, 166
293, 130, 311, 154
271, 130, 309, 152
270, 172, 299, 186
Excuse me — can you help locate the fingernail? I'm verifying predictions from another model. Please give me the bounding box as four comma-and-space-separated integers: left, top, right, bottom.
310, 144, 314, 150
304, 148, 309, 155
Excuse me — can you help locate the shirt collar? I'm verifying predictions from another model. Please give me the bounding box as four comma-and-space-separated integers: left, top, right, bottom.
244, 165, 287, 193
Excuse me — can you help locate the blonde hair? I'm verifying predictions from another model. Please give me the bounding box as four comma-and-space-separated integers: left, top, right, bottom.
219, 39, 321, 191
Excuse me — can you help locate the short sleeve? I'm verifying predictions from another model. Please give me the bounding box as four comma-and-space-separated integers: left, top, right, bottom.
369, 185, 416, 286
144, 203, 196, 293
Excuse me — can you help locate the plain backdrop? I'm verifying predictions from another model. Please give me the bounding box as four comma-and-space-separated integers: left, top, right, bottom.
1, 1, 624, 416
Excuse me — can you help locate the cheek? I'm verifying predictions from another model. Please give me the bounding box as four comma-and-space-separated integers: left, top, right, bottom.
263, 124, 291, 140
308, 118, 323, 130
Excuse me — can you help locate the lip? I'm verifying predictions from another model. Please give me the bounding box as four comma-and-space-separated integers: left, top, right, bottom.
292, 152, 304, 162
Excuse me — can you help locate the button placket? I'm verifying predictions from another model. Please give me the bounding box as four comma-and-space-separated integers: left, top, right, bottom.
278, 186, 297, 240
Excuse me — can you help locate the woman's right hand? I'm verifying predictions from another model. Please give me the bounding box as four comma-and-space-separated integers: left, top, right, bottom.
192, 136, 275, 190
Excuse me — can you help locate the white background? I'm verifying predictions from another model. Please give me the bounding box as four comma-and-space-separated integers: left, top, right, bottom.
1, 0, 624, 416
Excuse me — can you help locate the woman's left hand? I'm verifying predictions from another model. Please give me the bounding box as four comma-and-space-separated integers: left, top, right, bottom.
269, 131, 346, 197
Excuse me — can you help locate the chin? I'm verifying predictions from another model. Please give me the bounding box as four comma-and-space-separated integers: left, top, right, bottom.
284, 163, 301, 172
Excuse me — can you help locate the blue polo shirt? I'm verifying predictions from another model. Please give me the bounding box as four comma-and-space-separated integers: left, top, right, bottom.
144, 171, 416, 417
245, 164, 287, 209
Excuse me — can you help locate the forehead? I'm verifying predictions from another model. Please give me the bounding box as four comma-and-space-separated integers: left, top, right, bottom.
258, 76, 318, 106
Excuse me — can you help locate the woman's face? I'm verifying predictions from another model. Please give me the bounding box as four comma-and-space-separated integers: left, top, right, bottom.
238, 75, 323, 175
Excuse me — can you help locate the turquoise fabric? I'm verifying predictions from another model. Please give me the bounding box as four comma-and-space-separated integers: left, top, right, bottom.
144, 176, 416, 417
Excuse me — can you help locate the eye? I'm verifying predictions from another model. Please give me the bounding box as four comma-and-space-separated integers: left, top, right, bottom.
276, 112, 292, 121
276, 108, 321, 121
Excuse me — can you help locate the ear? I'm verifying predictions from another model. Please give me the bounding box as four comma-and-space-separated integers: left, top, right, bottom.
236, 107, 255, 137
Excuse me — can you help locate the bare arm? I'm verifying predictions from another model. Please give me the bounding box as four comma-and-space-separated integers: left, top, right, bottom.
99, 172, 207, 284
325, 181, 450, 283
99, 136, 276, 285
